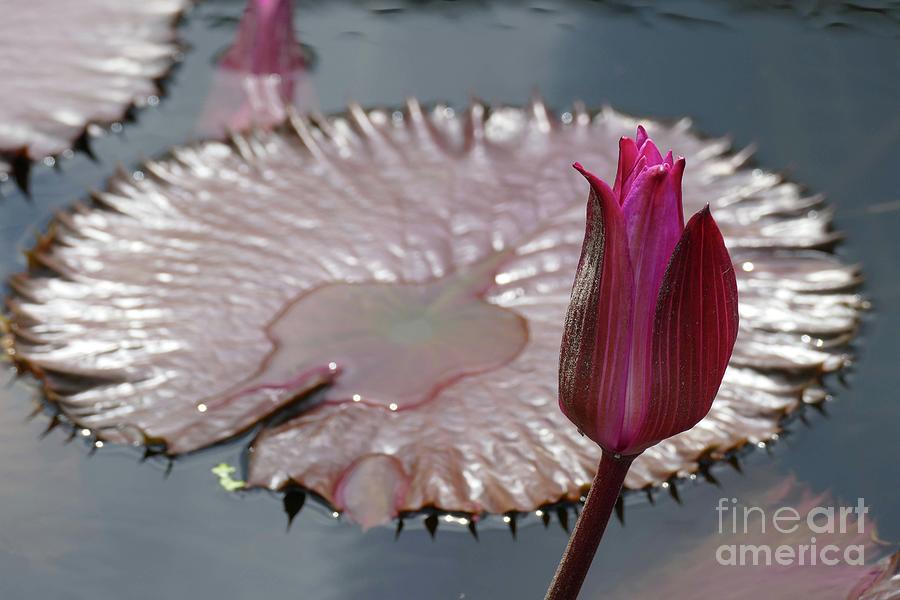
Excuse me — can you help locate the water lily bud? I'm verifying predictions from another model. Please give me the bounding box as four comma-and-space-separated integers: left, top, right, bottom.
559, 127, 739, 456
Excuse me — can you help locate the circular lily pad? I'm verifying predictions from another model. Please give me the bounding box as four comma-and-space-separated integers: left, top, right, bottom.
0, 0, 188, 192
5, 99, 864, 527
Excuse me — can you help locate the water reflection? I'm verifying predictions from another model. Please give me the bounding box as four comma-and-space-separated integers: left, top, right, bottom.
603, 473, 898, 600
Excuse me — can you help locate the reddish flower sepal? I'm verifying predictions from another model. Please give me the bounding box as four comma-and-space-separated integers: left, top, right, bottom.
547, 127, 739, 600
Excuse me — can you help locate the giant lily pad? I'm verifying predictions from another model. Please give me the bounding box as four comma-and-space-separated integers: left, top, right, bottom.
5, 100, 864, 527
0, 0, 188, 192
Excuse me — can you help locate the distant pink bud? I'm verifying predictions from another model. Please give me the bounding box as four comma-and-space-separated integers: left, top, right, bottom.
196, 0, 317, 138
221, 0, 306, 75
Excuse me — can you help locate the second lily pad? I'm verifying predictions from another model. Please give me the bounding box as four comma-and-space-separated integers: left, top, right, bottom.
0, 0, 188, 193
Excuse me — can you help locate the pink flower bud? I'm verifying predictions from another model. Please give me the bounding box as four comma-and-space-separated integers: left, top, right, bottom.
560, 127, 739, 456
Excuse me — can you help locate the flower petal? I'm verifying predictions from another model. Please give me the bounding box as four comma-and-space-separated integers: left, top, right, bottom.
636, 126, 663, 166
613, 136, 639, 202
620, 159, 686, 445
613, 126, 665, 202
624, 206, 739, 453
559, 164, 635, 450
635, 124, 649, 148
663, 150, 675, 167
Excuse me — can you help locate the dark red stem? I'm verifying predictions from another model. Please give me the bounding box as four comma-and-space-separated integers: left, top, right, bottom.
544, 450, 636, 600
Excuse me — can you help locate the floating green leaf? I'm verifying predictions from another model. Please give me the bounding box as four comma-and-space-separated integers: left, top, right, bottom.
212, 463, 246, 492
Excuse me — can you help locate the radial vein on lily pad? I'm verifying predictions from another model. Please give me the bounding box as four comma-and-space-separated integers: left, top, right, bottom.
547, 127, 739, 600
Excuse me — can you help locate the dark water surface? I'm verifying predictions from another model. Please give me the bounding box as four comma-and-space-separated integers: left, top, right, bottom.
1, 2, 899, 598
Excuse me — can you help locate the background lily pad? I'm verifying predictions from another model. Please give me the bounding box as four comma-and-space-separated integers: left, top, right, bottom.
0, 0, 188, 193
6, 99, 863, 526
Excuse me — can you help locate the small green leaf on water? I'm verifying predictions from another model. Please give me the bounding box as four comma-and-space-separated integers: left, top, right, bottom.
212, 463, 245, 492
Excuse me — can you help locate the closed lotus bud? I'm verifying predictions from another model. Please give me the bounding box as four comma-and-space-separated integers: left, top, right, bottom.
559, 127, 740, 456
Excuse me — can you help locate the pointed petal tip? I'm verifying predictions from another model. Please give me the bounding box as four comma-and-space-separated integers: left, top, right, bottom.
684, 204, 725, 238
618, 135, 637, 149
686, 204, 712, 223
635, 124, 653, 150
572, 162, 615, 201
572, 161, 598, 185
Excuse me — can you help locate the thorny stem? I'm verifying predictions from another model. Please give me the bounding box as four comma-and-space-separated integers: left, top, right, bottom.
544, 450, 636, 600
